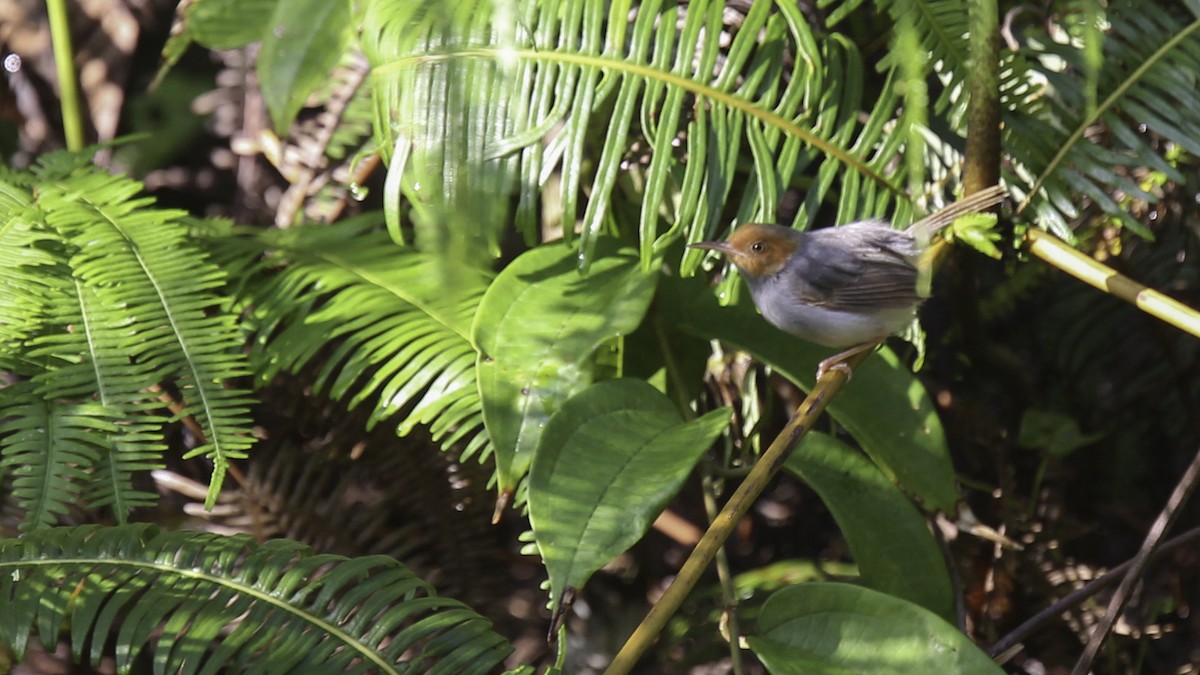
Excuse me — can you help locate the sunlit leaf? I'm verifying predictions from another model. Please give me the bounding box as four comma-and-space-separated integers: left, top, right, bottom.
528, 379, 729, 607
258, 0, 353, 131
748, 583, 1005, 675
474, 239, 658, 500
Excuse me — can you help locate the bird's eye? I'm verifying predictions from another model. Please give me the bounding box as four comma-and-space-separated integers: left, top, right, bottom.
751, 241, 765, 252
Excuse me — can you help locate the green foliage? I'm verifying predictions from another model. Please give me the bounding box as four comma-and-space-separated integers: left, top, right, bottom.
360, 0, 920, 270
214, 216, 493, 460
784, 432, 953, 620
155, 0, 281, 86
474, 238, 658, 497
259, 0, 354, 131
869, 0, 974, 117
528, 379, 729, 611
1018, 408, 1104, 458
0, 524, 511, 674
9, 0, 1200, 672
0, 397, 112, 530
158, 0, 353, 131
0, 153, 254, 520
747, 583, 1005, 674
1003, 0, 1200, 236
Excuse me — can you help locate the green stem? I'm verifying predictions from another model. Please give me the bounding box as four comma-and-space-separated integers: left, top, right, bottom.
45, 0, 85, 150
964, 0, 1001, 194
652, 315, 694, 418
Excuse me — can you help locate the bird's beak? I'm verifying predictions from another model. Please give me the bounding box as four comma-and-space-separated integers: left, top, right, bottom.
688, 241, 736, 257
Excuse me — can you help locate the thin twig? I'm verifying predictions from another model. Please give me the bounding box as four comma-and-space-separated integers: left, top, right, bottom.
988, 524, 1200, 661
1069, 444, 1200, 675
702, 469, 745, 675
602, 350, 867, 675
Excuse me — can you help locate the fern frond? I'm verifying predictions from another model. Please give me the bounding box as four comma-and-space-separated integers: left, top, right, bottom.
35, 168, 255, 506
0, 393, 113, 531
1004, 1, 1200, 237
0, 179, 61, 367
218, 217, 492, 462
1, 174, 166, 523
0, 154, 256, 516
0, 524, 512, 674
861, 0, 973, 118
20, 279, 167, 520
361, 0, 917, 271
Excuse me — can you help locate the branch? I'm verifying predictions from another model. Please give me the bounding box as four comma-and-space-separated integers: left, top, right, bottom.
603, 350, 869, 674
1025, 229, 1200, 339
1069, 444, 1200, 675
989, 524, 1200, 661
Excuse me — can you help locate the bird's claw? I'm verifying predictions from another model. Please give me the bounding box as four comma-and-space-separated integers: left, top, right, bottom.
814, 338, 884, 382
816, 358, 854, 382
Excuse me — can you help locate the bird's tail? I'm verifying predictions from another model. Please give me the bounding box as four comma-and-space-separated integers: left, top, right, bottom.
908, 185, 1007, 234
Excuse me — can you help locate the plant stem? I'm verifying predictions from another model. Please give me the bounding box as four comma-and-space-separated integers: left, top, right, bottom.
603, 351, 866, 674
989, 524, 1200, 661
1025, 228, 1200, 339
964, 0, 1001, 194
44, 0, 84, 150
653, 315, 693, 418
1069, 444, 1200, 675
701, 469, 744, 675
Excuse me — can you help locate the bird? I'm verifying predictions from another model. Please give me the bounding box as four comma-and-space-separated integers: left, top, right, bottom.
690, 186, 1007, 378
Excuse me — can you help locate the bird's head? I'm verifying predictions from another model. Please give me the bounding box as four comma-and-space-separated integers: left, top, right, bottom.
690, 223, 799, 280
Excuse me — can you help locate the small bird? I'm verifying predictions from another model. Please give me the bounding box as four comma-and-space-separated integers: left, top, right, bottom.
690, 186, 1006, 378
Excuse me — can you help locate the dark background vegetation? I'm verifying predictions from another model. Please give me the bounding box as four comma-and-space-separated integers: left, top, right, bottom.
3, 0, 1200, 673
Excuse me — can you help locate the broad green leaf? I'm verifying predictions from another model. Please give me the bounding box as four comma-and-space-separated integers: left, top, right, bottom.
258, 0, 352, 131
528, 379, 729, 607
747, 583, 1005, 675
155, 0, 280, 85
661, 274, 961, 513
474, 240, 659, 499
733, 559, 859, 596
785, 432, 952, 620
189, 0, 279, 50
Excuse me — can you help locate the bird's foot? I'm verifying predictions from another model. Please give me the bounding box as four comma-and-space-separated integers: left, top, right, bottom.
815, 359, 854, 381
815, 339, 885, 382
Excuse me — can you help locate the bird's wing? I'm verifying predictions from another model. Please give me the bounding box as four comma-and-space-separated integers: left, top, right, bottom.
788, 186, 1006, 311
791, 222, 923, 311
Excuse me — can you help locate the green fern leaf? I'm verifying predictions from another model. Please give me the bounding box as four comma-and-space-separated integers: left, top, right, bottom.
0, 524, 512, 674
1004, 1, 1200, 237
35, 169, 255, 507
867, 0, 973, 117
0, 179, 61, 366
361, 0, 915, 271
0, 393, 114, 531
217, 217, 492, 462
0, 154, 256, 515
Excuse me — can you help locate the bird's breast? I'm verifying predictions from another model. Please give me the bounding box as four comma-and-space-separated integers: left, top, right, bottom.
748, 275, 916, 347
